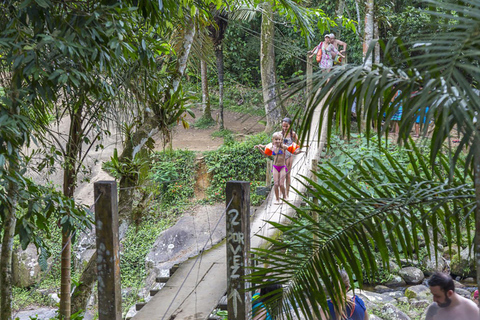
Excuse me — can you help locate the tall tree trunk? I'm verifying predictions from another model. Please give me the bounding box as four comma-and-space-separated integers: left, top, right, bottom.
200, 59, 213, 122
354, 0, 362, 36
1, 159, 18, 320
474, 135, 480, 299
260, 2, 280, 132
60, 104, 84, 320
374, 18, 380, 64
336, 0, 345, 34
172, 19, 196, 93
216, 46, 225, 130
363, 0, 374, 69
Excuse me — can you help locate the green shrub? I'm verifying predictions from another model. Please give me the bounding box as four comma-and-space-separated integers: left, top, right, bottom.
204, 133, 270, 205
149, 149, 196, 206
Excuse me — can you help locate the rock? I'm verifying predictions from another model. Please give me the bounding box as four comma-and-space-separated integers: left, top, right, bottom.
410, 299, 430, 309
380, 303, 411, 320
369, 315, 383, 320
12, 243, 41, 288
453, 280, 465, 288
398, 267, 424, 285
374, 285, 392, 293
404, 285, 431, 300
450, 246, 476, 278
383, 275, 406, 287
356, 290, 397, 308
396, 297, 409, 304
422, 248, 445, 276
389, 260, 401, 273
385, 291, 404, 299
399, 259, 420, 268
14, 307, 57, 320
455, 288, 471, 298
74, 248, 96, 273
49, 293, 60, 303
443, 246, 459, 259
144, 206, 226, 288
463, 277, 476, 285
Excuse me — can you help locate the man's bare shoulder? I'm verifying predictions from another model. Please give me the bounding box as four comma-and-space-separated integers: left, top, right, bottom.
458, 295, 479, 312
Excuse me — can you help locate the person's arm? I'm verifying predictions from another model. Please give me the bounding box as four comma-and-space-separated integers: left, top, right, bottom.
425, 303, 438, 320
254, 144, 268, 157
337, 39, 347, 53
292, 132, 298, 144
364, 310, 369, 320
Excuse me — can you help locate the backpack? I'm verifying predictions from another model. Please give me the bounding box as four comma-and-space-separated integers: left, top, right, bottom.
315, 42, 323, 63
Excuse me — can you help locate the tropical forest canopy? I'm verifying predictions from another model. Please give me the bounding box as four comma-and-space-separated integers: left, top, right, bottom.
1, 0, 480, 319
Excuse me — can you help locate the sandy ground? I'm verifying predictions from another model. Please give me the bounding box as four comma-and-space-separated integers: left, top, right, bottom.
158, 108, 265, 151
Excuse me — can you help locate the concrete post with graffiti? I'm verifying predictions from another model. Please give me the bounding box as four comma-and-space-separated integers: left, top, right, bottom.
94, 181, 122, 320
226, 181, 251, 320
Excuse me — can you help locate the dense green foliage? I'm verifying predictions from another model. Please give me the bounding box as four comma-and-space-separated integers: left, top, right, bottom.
203, 133, 270, 205
149, 150, 197, 206
251, 138, 475, 318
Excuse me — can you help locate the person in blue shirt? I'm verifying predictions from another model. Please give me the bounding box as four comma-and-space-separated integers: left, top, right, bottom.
252, 282, 282, 320
320, 270, 369, 320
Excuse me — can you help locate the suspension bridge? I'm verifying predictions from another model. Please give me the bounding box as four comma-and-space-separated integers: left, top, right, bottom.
131, 91, 327, 320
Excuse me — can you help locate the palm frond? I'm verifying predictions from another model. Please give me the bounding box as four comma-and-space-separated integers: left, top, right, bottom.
292, 0, 480, 170
248, 139, 475, 319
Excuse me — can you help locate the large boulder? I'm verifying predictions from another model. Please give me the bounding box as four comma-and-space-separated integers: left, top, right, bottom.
450, 246, 476, 278
398, 267, 424, 285
356, 290, 397, 309
422, 247, 445, 276
12, 244, 41, 288
144, 205, 226, 289
380, 303, 411, 320
404, 285, 431, 300
383, 275, 406, 287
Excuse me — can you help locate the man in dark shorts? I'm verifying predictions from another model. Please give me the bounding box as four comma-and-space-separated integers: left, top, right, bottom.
425, 272, 478, 320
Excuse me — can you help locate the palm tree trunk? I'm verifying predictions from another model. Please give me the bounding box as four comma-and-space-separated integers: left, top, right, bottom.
261, 1, 280, 132
374, 18, 380, 64
200, 59, 213, 121
216, 47, 225, 130
172, 18, 196, 93
354, 0, 362, 35
474, 137, 480, 295
0, 159, 18, 320
60, 104, 84, 320
363, 0, 374, 69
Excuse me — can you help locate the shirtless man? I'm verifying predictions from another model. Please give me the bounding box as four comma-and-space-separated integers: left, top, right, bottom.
425, 272, 479, 320
329, 33, 347, 55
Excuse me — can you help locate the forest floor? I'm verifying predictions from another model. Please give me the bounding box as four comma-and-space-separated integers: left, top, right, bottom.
159, 107, 266, 151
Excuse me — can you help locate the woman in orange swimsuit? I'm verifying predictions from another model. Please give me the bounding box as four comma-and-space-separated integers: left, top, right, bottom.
254, 132, 290, 204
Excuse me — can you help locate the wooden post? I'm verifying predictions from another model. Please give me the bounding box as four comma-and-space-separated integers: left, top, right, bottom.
266, 160, 272, 189
306, 54, 313, 110
94, 181, 121, 320
226, 181, 251, 320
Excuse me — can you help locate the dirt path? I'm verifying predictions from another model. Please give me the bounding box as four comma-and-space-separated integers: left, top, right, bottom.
156, 108, 265, 151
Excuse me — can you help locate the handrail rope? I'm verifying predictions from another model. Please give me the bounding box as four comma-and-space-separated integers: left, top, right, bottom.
160, 197, 234, 320
12, 192, 102, 318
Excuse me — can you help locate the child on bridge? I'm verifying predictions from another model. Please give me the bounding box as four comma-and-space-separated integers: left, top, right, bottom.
254, 132, 300, 205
